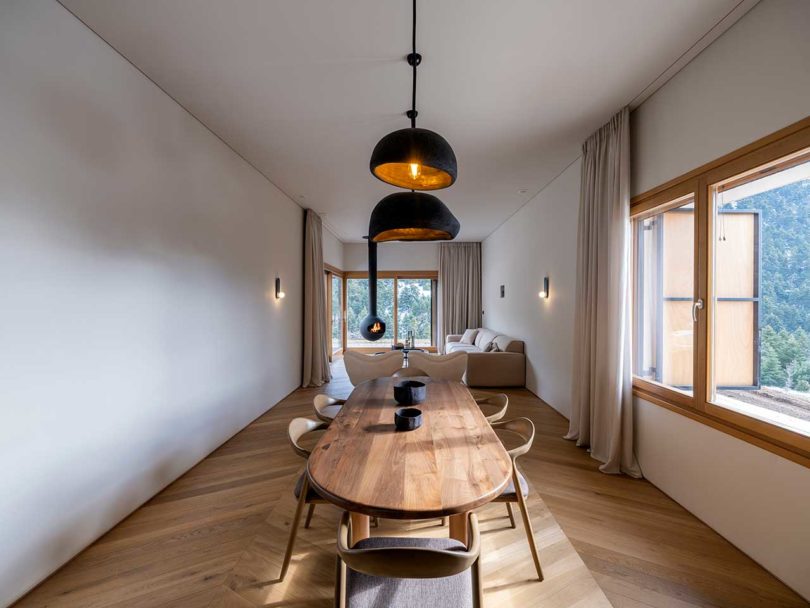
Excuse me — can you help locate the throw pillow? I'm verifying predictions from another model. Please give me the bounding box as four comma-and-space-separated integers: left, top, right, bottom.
480, 338, 495, 352
460, 328, 478, 345
489, 342, 502, 353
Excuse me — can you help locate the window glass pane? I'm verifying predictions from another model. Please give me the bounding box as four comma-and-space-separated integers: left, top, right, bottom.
711, 153, 810, 436
346, 278, 394, 348
331, 275, 342, 352
397, 278, 433, 347
634, 198, 694, 393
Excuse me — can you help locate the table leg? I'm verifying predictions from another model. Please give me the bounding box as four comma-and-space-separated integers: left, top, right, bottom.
350, 513, 370, 547
449, 512, 469, 547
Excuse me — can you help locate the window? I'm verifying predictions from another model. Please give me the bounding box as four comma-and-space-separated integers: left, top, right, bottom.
330, 274, 343, 355
710, 153, 810, 436
346, 277, 395, 348
634, 196, 695, 394
631, 118, 810, 465
396, 278, 434, 347
344, 272, 437, 350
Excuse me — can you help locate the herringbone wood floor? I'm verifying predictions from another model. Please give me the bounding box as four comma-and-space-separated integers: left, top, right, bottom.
13, 361, 807, 607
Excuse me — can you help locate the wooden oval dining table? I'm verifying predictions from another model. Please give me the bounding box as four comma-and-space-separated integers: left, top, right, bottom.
307, 376, 513, 547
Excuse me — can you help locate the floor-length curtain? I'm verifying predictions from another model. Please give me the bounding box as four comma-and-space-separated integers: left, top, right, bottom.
566, 107, 641, 477
302, 209, 331, 387
438, 242, 482, 351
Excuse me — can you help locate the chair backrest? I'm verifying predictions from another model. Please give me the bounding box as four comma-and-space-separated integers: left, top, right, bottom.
472, 392, 508, 422
336, 511, 480, 579
288, 417, 329, 460
343, 351, 404, 385
392, 366, 428, 378
490, 417, 534, 460
313, 394, 345, 417
408, 351, 467, 382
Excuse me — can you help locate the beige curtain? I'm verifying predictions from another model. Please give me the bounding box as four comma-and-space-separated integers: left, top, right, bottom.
566, 108, 641, 477
438, 242, 482, 352
302, 209, 331, 387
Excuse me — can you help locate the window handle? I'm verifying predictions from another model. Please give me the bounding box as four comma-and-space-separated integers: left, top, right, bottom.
692, 299, 704, 323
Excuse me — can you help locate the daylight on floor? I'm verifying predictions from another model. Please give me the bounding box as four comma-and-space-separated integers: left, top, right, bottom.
2, 1, 808, 607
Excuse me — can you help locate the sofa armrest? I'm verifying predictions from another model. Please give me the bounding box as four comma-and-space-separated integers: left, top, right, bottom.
464, 352, 525, 387
446, 334, 463, 343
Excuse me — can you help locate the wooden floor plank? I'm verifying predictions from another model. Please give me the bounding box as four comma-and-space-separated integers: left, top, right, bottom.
12, 360, 806, 607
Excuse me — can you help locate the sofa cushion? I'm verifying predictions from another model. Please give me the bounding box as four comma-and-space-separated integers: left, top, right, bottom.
474, 328, 498, 351
446, 342, 479, 354
493, 334, 524, 354
460, 328, 478, 345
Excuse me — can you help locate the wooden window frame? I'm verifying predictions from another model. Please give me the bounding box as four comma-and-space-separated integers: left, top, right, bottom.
324, 264, 345, 359
631, 116, 810, 467
343, 270, 439, 352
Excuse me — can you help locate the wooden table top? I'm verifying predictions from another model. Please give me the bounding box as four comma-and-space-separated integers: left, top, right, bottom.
307, 376, 513, 519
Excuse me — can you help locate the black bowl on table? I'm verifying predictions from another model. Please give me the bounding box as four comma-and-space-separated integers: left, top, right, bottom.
394, 407, 423, 431
393, 380, 426, 405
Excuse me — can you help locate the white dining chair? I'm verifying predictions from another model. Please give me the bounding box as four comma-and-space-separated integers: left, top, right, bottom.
343, 350, 404, 386
490, 417, 543, 581
408, 351, 467, 382
336, 511, 483, 608
313, 394, 346, 423
279, 417, 329, 582
469, 390, 509, 423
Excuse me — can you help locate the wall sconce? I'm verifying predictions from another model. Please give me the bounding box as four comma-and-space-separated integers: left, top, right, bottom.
538, 276, 549, 300
275, 277, 286, 299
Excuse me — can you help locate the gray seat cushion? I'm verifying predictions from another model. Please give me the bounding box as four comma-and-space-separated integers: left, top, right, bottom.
293, 473, 321, 502
501, 471, 529, 498
345, 536, 473, 608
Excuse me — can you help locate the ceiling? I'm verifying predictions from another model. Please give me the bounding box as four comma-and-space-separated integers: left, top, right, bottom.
61, 0, 752, 242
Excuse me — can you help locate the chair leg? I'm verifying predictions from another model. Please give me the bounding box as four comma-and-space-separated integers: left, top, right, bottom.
506, 503, 516, 528
304, 503, 316, 529
515, 484, 543, 581
279, 485, 308, 581
471, 557, 484, 608
441, 517, 448, 526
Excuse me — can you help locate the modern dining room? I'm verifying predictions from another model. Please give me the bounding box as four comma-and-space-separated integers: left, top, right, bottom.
3, 0, 810, 607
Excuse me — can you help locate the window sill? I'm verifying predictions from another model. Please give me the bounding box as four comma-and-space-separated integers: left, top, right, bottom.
632, 382, 810, 469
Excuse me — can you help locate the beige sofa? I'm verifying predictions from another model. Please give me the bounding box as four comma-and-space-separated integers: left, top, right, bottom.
445, 328, 525, 387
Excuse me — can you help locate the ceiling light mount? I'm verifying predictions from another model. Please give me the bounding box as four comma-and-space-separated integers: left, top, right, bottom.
369, 0, 457, 190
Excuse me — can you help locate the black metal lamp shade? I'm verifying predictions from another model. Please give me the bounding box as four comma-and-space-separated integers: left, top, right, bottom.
370, 128, 457, 190
368, 191, 460, 242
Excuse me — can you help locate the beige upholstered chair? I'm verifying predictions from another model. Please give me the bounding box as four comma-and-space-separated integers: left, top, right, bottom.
392, 366, 428, 378
344, 351, 404, 386
336, 511, 482, 608
279, 417, 329, 581
408, 351, 467, 382
469, 390, 509, 423
491, 417, 543, 580
313, 394, 345, 423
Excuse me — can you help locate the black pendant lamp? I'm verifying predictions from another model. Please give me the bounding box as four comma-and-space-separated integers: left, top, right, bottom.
369, 0, 457, 191
369, 191, 459, 242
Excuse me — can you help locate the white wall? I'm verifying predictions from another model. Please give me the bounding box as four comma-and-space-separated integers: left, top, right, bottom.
481, 160, 580, 418
0, 2, 303, 606
342, 242, 439, 272
322, 225, 344, 269
632, 0, 810, 196
631, 0, 810, 599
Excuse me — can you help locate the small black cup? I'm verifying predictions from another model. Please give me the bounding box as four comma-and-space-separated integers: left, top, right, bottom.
394, 407, 423, 431
393, 380, 426, 405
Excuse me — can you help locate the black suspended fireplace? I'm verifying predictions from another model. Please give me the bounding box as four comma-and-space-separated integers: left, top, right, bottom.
359, 240, 387, 341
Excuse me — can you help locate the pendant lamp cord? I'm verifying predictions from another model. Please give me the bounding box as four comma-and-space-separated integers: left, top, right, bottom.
410, 0, 417, 128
